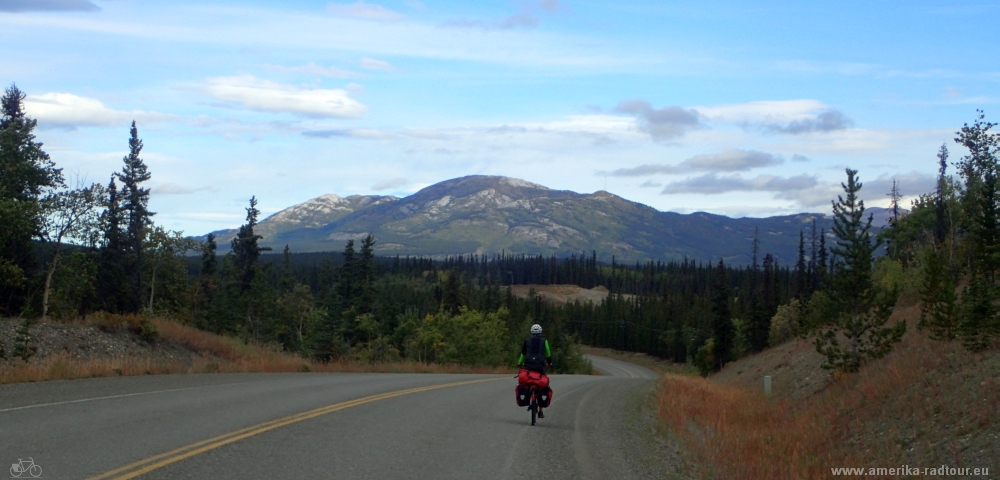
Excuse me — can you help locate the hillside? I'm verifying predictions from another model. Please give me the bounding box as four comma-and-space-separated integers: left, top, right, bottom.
655, 306, 1000, 479
205, 175, 896, 264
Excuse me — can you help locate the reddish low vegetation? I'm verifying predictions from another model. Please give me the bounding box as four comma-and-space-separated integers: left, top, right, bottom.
0, 315, 514, 384
656, 305, 1000, 479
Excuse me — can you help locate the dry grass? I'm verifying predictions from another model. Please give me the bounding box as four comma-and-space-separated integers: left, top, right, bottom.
0, 315, 515, 384
656, 305, 1000, 479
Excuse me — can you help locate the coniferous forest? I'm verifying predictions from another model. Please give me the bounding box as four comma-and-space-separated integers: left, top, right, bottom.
2, 83, 998, 375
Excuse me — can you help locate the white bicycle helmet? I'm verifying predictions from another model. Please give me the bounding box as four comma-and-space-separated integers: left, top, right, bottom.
530, 324, 542, 334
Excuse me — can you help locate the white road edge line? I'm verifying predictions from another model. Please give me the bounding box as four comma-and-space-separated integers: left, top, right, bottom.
0, 382, 244, 413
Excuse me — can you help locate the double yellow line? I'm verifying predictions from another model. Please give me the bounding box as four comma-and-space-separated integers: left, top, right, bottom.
87, 377, 499, 480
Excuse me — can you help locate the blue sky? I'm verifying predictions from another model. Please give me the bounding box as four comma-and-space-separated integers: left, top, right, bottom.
2, 0, 997, 235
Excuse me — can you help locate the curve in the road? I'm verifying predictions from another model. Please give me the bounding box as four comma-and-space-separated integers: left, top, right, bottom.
2, 355, 668, 480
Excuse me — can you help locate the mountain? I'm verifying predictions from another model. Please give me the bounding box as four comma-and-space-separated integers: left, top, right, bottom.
204, 175, 893, 265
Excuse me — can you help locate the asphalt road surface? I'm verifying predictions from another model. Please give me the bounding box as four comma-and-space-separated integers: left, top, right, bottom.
1, 354, 667, 480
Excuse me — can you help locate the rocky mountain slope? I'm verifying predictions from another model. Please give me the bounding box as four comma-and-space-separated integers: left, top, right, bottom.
205, 175, 893, 264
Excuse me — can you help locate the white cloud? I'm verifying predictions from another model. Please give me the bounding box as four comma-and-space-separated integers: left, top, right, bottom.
326, 1, 404, 21
203, 75, 368, 118
24, 92, 172, 128
152, 183, 213, 195
696, 99, 829, 124
372, 177, 408, 190
604, 149, 783, 177
661, 173, 817, 195
265, 62, 365, 78
613, 100, 702, 140
360, 58, 393, 71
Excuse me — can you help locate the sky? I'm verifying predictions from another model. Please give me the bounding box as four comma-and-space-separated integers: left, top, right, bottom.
2, 0, 998, 235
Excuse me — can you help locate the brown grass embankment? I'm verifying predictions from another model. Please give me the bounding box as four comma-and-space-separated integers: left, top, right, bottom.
656, 305, 1000, 479
0, 315, 515, 384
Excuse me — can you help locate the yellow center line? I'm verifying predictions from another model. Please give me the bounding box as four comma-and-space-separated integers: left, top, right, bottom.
87, 377, 501, 480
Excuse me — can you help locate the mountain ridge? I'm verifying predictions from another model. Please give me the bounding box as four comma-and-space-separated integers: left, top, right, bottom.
202, 175, 893, 265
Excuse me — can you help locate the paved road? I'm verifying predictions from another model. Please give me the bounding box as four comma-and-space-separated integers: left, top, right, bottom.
1, 355, 664, 479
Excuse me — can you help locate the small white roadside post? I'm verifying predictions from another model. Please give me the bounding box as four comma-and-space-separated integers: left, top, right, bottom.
764, 375, 772, 396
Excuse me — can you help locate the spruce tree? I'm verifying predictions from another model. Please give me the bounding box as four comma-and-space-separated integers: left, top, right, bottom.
815, 169, 906, 372
958, 278, 998, 351
935, 144, 949, 244
0, 84, 63, 314
231, 196, 269, 293
115, 121, 154, 312
97, 177, 128, 312
920, 247, 958, 339
358, 234, 377, 314
710, 259, 734, 371
795, 230, 807, 298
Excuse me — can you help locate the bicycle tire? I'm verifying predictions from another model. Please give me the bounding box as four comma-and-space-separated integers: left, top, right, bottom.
10, 466, 20, 478
29, 465, 41, 477
530, 390, 537, 426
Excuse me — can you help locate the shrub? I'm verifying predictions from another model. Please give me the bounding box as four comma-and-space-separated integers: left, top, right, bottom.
769, 299, 802, 346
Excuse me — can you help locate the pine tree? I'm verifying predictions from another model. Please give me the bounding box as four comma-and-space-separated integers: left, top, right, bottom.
97, 177, 128, 313
920, 247, 958, 339
795, 230, 807, 298
231, 196, 270, 293
935, 144, 949, 244
357, 234, 377, 314
710, 259, 734, 371
0, 84, 63, 315
817, 228, 828, 287
955, 111, 999, 275
958, 278, 998, 351
115, 121, 154, 312
886, 179, 903, 260
815, 169, 906, 372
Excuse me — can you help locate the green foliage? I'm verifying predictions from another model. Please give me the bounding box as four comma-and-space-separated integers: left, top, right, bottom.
231, 196, 270, 294
48, 250, 99, 319
768, 299, 801, 347
919, 247, 959, 340
957, 278, 999, 351
12, 318, 37, 361
116, 121, 154, 313
710, 259, 734, 371
0, 84, 63, 315
408, 307, 509, 367
873, 256, 921, 305
693, 338, 715, 377
816, 169, 906, 373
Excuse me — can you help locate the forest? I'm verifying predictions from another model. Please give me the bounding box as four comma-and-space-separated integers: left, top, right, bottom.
2, 81, 998, 375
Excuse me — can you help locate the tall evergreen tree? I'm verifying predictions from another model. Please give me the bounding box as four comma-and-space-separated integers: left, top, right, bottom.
97, 177, 128, 312
231, 196, 270, 293
710, 259, 734, 371
920, 247, 958, 340
795, 230, 807, 298
357, 234, 377, 314
815, 169, 905, 372
115, 121, 154, 312
0, 84, 64, 314
935, 144, 949, 244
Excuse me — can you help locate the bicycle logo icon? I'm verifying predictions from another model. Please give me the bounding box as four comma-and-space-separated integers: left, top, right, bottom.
9, 458, 41, 478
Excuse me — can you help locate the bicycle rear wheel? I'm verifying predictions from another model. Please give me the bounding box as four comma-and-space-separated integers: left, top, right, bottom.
530, 392, 537, 426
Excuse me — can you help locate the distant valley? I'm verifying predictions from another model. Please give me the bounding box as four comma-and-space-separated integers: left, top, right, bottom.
202, 175, 894, 265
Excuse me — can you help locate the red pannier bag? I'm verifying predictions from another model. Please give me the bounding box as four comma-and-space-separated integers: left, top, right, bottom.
537, 386, 553, 408
518, 369, 550, 388
515, 385, 531, 407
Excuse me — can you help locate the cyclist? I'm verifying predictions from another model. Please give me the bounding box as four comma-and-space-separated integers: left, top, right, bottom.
518, 324, 553, 417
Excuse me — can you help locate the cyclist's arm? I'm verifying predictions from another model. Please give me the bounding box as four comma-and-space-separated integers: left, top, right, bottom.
518, 340, 527, 365
544, 340, 552, 365
517, 353, 525, 365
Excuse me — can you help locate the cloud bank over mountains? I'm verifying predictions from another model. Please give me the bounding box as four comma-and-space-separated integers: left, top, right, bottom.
4, 0, 967, 233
